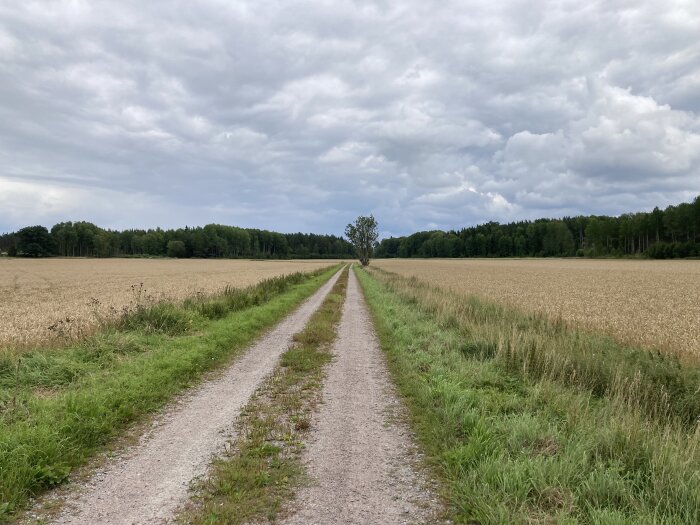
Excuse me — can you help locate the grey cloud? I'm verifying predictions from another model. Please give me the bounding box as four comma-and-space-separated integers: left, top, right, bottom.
1, 0, 700, 236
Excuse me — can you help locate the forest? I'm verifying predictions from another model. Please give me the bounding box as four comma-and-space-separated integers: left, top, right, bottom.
0, 222, 354, 259
2, 196, 698, 260
375, 196, 700, 259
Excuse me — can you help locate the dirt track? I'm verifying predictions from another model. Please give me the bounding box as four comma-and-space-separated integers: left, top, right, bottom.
39, 266, 439, 524
281, 268, 440, 525
49, 269, 342, 525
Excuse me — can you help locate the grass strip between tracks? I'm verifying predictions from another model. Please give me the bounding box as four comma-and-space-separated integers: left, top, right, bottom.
178, 266, 349, 525
0, 264, 341, 521
356, 266, 700, 524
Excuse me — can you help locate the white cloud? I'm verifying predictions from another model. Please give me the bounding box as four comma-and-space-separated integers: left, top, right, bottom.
571, 82, 700, 177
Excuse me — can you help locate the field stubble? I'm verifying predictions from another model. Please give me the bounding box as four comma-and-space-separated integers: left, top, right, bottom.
0, 258, 338, 350
374, 258, 700, 358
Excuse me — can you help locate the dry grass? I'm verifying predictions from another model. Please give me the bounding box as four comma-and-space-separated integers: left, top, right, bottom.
373, 258, 700, 358
0, 258, 337, 349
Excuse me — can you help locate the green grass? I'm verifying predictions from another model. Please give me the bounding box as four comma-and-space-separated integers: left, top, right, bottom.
356, 266, 700, 524
180, 267, 348, 524
368, 268, 700, 428
0, 265, 340, 521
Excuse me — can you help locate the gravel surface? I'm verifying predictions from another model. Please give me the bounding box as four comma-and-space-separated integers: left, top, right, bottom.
281, 267, 442, 525
49, 269, 342, 525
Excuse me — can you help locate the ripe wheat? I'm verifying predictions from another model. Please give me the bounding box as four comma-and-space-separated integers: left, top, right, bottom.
374, 258, 700, 358
0, 258, 336, 349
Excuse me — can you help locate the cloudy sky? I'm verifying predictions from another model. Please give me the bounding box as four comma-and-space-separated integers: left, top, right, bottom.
1, 1, 699, 237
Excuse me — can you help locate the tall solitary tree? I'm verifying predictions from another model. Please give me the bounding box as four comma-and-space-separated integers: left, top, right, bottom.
345, 215, 378, 266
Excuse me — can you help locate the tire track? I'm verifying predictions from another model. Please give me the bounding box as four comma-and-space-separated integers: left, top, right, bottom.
281, 267, 442, 525
49, 268, 344, 525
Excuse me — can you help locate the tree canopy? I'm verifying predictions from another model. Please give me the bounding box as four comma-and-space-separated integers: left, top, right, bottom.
375, 196, 700, 259
345, 215, 379, 266
0, 222, 354, 259
16, 226, 53, 257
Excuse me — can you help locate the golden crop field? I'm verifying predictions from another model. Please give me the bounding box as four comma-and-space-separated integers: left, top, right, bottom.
373, 258, 700, 358
0, 258, 337, 349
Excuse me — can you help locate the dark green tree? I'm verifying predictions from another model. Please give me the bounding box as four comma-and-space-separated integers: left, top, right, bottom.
167, 240, 187, 258
345, 215, 378, 266
17, 226, 53, 257
542, 221, 575, 256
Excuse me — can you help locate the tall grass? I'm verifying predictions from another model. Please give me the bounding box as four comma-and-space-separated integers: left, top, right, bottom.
0, 265, 340, 521
183, 271, 311, 320
368, 267, 700, 428
357, 266, 700, 523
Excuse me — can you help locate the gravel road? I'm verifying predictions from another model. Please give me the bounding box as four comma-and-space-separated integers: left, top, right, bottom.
50, 268, 343, 525
281, 267, 442, 525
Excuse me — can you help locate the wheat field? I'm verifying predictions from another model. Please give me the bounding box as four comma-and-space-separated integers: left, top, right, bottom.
0, 258, 337, 349
373, 258, 700, 358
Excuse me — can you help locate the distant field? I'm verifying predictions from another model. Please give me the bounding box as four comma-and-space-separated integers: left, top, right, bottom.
373, 258, 700, 357
0, 258, 337, 349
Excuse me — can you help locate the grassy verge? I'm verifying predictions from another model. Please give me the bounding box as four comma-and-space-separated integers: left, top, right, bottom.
0, 265, 340, 521
179, 266, 349, 524
368, 267, 700, 428
356, 266, 700, 524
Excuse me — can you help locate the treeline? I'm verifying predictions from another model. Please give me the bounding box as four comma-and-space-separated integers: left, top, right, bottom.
0, 222, 355, 259
376, 196, 700, 259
